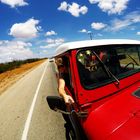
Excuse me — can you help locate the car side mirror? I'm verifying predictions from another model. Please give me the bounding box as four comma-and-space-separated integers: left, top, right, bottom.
46, 96, 65, 111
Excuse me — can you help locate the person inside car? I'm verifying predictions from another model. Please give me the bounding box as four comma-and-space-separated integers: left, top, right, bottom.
55, 57, 74, 105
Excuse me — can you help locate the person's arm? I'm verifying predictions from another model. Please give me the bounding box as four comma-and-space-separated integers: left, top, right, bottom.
58, 78, 74, 104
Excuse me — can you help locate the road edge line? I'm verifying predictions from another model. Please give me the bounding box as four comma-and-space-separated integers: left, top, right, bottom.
21, 61, 48, 140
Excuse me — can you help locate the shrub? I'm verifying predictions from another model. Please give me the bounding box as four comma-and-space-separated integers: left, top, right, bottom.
0, 58, 45, 74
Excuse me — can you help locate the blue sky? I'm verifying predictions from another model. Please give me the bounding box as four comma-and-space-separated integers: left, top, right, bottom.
0, 0, 140, 63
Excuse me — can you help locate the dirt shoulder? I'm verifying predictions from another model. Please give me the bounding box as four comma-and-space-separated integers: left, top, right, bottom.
0, 60, 46, 95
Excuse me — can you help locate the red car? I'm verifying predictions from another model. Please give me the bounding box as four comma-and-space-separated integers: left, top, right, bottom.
47, 39, 140, 140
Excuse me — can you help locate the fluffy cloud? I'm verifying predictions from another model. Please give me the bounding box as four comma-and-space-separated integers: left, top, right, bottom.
79, 29, 92, 34
79, 29, 87, 33
46, 38, 55, 44
89, 0, 129, 14
109, 19, 130, 31
54, 38, 65, 44
90, 11, 140, 32
45, 30, 57, 36
0, 40, 34, 63
0, 0, 28, 8
91, 22, 106, 30
46, 38, 64, 44
58, 1, 68, 11
58, 1, 88, 17
137, 32, 140, 35
109, 11, 140, 31
9, 18, 40, 39
40, 38, 65, 49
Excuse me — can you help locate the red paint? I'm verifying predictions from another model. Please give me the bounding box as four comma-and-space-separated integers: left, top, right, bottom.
56, 43, 140, 139
83, 82, 140, 139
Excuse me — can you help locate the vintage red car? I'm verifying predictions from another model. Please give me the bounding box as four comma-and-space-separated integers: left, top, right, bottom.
47, 39, 140, 140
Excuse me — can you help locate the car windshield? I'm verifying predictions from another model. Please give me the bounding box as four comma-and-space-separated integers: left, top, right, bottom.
76, 44, 140, 89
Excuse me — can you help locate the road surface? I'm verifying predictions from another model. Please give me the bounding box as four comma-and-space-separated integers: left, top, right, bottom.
0, 60, 65, 140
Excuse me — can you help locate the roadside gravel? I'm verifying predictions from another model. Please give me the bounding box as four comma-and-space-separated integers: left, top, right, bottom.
0, 60, 46, 95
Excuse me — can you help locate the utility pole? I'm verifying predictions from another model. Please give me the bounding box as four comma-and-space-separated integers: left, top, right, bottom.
88, 32, 93, 40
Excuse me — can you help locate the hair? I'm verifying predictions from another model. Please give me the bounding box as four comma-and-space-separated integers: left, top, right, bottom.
55, 58, 63, 67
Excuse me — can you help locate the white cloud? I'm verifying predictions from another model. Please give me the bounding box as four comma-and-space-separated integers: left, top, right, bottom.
89, 0, 129, 14
109, 11, 140, 31
79, 29, 92, 34
109, 19, 130, 31
40, 44, 54, 49
125, 11, 140, 23
46, 38, 64, 45
58, 1, 68, 11
40, 38, 65, 49
0, 40, 34, 63
55, 38, 64, 44
0, 0, 28, 8
91, 22, 106, 30
46, 38, 55, 44
87, 31, 92, 34
45, 30, 57, 36
42, 50, 48, 53
9, 18, 40, 39
137, 32, 140, 35
58, 1, 88, 17
79, 29, 87, 33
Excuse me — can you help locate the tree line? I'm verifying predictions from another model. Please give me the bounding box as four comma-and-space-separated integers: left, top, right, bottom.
0, 58, 45, 74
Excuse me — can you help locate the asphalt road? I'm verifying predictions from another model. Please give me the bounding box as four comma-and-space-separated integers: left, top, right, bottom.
0, 60, 65, 140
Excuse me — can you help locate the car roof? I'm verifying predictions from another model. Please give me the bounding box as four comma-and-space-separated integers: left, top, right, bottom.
55, 39, 140, 57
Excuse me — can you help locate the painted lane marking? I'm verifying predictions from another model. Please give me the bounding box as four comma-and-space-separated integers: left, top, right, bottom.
21, 61, 48, 140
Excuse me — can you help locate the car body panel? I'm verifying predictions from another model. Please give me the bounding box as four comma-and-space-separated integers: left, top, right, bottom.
83, 82, 140, 140
70, 49, 140, 106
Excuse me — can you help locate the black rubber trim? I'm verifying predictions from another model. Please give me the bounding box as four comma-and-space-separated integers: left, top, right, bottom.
132, 88, 140, 99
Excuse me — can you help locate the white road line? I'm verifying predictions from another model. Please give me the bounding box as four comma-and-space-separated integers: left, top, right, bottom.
21, 61, 49, 140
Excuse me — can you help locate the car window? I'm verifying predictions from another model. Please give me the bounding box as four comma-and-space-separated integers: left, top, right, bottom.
77, 45, 140, 89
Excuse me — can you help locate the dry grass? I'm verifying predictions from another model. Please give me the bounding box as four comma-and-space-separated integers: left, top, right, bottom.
0, 60, 46, 95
